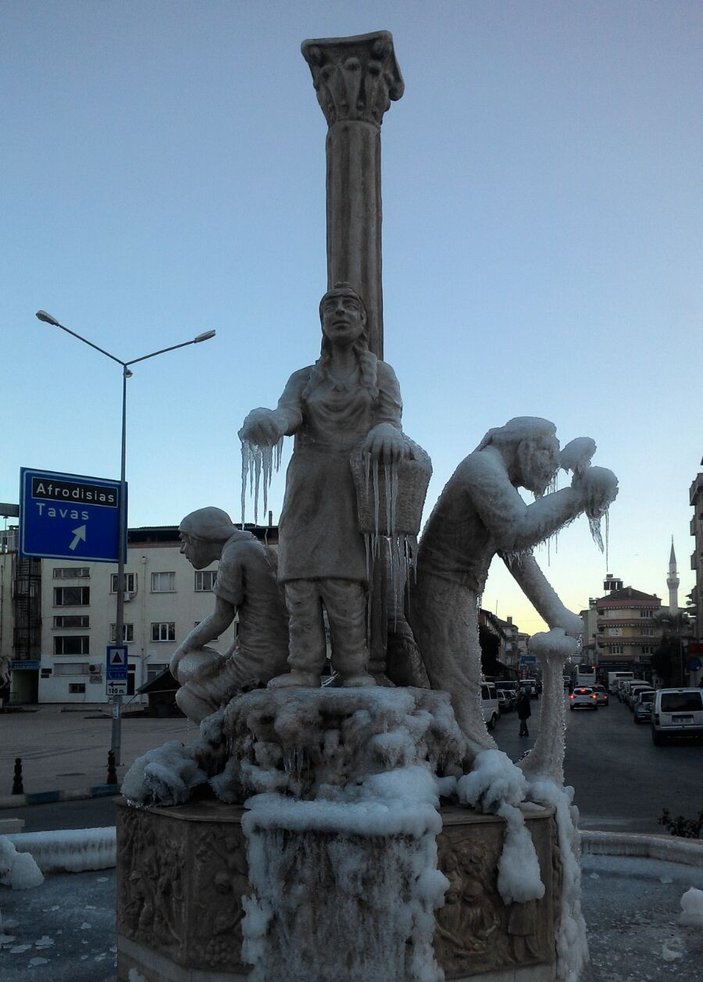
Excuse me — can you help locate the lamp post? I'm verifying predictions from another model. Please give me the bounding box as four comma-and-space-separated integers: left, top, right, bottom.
35, 310, 216, 764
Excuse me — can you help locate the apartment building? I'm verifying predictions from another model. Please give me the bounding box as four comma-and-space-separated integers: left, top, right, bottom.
583, 573, 663, 673
0, 524, 275, 706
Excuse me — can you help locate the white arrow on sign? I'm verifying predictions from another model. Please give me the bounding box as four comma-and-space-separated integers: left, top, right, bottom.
69, 525, 87, 551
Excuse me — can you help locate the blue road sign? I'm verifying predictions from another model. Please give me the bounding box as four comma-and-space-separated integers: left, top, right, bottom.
20, 467, 125, 563
106, 645, 129, 680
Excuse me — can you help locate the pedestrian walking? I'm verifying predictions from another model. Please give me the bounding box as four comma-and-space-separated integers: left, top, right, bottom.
517, 688, 531, 737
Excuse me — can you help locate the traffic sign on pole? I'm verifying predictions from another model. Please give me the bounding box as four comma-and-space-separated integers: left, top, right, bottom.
106, 645, 129, 680
19, 467, 124, 562
106, 644, 129, 697
107, 679, 128, 696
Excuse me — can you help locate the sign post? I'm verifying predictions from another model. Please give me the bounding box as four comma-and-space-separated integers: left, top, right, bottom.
31, 311, 215, 768
19, 468, 123, 563
106, 644, 129, 697
20, 466, 127, 760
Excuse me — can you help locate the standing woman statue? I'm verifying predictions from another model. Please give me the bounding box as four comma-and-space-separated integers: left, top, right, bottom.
239, 283, 410, 688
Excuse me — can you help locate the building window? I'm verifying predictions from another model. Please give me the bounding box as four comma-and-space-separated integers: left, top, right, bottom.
110, 573, 138, 593
12, 578, 38, 599
194, 570, 217, 592
639, 609, 653, 618
54, 586, 90, 606
53, 567, 90, 579
53, 662, 89, 676
146, 663, 169, 682
151, 572, 175, 593
54, 636, 90, 656
608, 644, 624, 655
69, 683, 86, 694
151, 622, 176, 642
641, 646, 654, 655
54, 615, 90, 628
110, 624, 134, 643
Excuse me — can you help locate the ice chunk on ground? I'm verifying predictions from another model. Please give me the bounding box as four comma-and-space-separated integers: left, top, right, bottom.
0, 838, 44, 890
679, 885, 703, 926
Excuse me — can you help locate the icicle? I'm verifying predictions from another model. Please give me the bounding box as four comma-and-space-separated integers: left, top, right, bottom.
365, 532, 372, 592
359, 454, 420, 634
241, 440, 251, 526
588, 515, 604, 552
240, 438, 283, 526
384, 461, 392, 540
605, 508, 610, 567
372, 457, 380, 554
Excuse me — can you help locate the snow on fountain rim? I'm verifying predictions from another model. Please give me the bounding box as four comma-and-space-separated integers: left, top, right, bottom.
4, 824, 703, 875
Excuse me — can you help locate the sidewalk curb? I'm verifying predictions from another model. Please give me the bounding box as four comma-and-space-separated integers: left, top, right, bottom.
0, 784, 120, 810
581, 829, 703, 867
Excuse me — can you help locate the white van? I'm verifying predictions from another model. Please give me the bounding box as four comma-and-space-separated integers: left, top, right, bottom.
607, 671, 634, 694
651, 688, 703, 745
481, 682, 500, 731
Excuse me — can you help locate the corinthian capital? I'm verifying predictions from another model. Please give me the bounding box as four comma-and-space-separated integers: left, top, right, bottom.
301, 31, 404, 128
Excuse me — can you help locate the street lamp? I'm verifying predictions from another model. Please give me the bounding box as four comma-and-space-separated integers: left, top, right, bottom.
35, 310, 216, 764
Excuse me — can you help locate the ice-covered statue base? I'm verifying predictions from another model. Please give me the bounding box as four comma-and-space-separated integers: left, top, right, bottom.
116, 688, 563, 981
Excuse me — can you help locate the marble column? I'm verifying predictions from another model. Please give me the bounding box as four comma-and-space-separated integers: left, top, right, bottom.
301, 31, 404, 359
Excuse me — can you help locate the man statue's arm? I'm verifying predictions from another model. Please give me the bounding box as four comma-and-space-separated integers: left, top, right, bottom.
469, 455, 617, 554
503, 551, 583, 637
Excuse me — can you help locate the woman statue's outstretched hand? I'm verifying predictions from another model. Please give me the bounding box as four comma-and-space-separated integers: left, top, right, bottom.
239, 408, 285, 447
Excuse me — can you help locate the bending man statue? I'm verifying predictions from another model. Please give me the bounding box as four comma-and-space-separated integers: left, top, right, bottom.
239, 283, 410, 688
169, 507, 289, 722
411, 417, 618, 759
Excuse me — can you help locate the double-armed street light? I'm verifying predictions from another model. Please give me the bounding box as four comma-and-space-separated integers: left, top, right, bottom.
35, 309, 216, 764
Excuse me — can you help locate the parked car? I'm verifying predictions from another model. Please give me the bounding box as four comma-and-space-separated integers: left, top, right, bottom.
520, 678, 538, 698
481, 682, 500, 730
497, 688, 517, 713
495, 680, 520, 697
633, 689, 655, 724
625, 683, 652, 709
651, 688, 703, 745
619, 679, 649, 704
569, 687, 598, 711
592, 684, 609, 706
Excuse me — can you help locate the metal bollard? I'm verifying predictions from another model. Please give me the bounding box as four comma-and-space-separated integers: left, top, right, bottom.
107, 749, 118, 785
12, 757, 24, 795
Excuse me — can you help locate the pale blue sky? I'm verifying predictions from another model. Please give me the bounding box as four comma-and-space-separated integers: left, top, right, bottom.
3, 1, 702, 635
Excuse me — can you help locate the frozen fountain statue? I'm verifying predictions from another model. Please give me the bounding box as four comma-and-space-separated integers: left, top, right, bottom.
412, 419, 616, 761
117, 30, 619, 982
239, 281, 425, 690
170, 507, 290, 722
